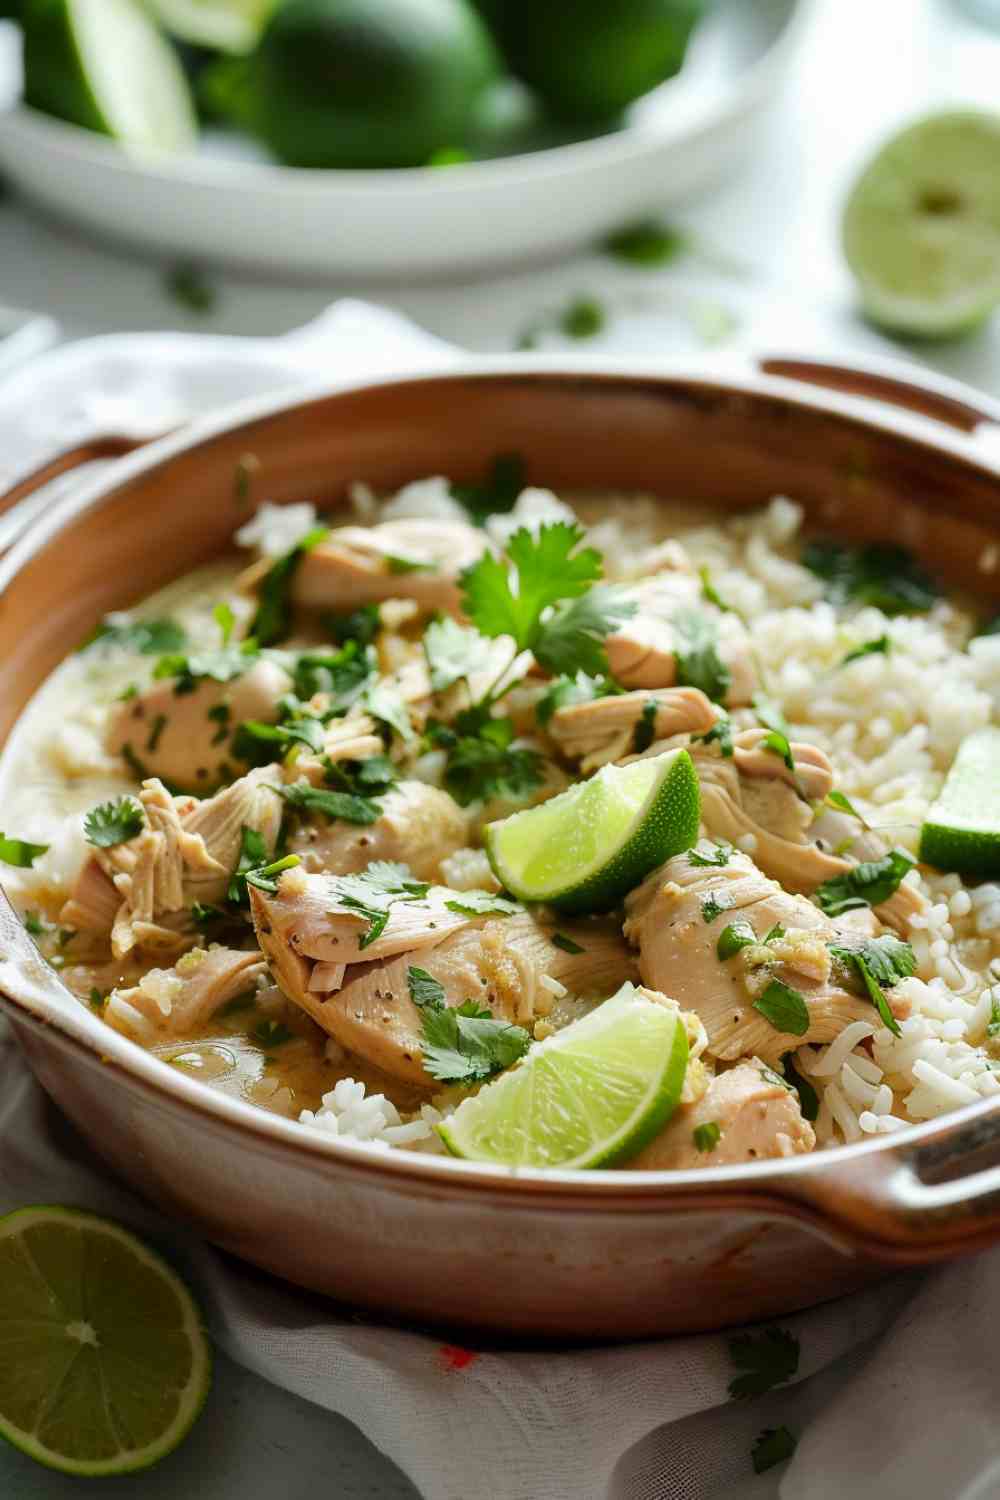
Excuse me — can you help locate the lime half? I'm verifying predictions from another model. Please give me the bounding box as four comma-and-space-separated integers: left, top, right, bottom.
0, 1206, 211, 1476
23, 0, 198, 153
146, 0, 275, 53
439, 985, 690, 1169
484, 746, 700, 913
842, 110, 1000, 338
920, 725, 1000, 875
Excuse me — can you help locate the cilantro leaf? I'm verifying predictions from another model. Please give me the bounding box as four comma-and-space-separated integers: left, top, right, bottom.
753, 693, 796, 772
213, 601, 236, 645
840, 634, 890, 666
691, 716, 734, 757
228, 825, 269, 904
291, 640, 373, 705
451, 454, 525, 526
673, 610, 731, 703
632, 699, 658, 754
385, 554, 436, 575
0, 834, 49, 869
442, 719, 544, 807
155, 640, 259, 692
698, 565, 732, 613
689, 843, 730, 868
420, 998, 531, 1084
717, 918, 756, 960
828, 933, 914, 1038
250, 526, 329, 647
407, 966, 446, 1008
252, 1019, 294, 1048
560, 296, 605, 340
814, 849, 915, 917
551, 932, 584, 954
753, 979, 810, 1036
461, 522, 603, 652
728, 1326, 800, 1399
245, 855, 301, 896
752, 1427, 798, 1474
532, 585, 636, 678
781, 1051, 819, 1122
364, 680, 415, 743
82, 616, 187, 656
83, 796, 144, 849
329, 862, 431, 949
826, 789, 863, 821
423, 617, 497, 694
802, 539, 938, 614
444, 891, 520, 918
276, 780, 380, 827
233, 714, 326, 765
693, 1122, 721, 1153
701, 892, 732, 923
324, 604, 380, 648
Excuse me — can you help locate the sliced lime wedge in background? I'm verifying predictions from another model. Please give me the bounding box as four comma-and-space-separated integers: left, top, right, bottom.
0, 1206, 211, 1476
23, 0, 198, 152
842, 109, 1000, 338
485, 746, 700, 913
919, 725, 1000, 875
439, 985, 690, 1168
146, 0, 275, 54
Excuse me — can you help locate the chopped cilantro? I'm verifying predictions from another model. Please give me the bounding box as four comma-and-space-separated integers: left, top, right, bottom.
751, 1427, 798, 1474
292, 639, 373, 706
83, 796, 144, 849
407, 966, 446, 1008
22, 911, 48, 937
551, 932, 584, 955
227, 825, 269, 904
364, 680, 415, 743
814, 849, 915, 917
420, 996, 531, 1084
753, 979, 810, 1036
828, 933, 914, 1037
451, 454, 525, 526
191, 901, 249, 943
444, 891, 520, 918
0, 834, 49, 869
245, 855, 301, 897
144, 714, 166, 753
826, 789, 863, 821
276, 781, 379, 826
324, 604, 380, 648
252, 1019, 293, 1048
781, 1051, 819, 1122
250, 526, 329, 647
424, 616, 497, 694
89, 987, 106, 1010
698, 565, 732, 613
691, 716, 734, 757
689, 843, 730, 868
673, 610, 731, 703
631, 699, 658, 754
121, 743, 149, 780
213, 601, 236, 645
385, 554, 436, 575
717, 918, 756, 960
728, 1326, 800, 1399
693, 1121, 721, 1153
840, 634, 890, 666
560, 296, 605, 340
604, 218, 686, 266
164, 263, 216, 314
208, 704, 231, 746
442, 718, 544, 808
802, 539, 938, 614
701, 892, 732, 923
233, 712, 326, 766
763, 923, 785, 944
81, 616, 186, 656
155, 639, 259, 693
753, 693, 796, 773
328, 862, 431, 949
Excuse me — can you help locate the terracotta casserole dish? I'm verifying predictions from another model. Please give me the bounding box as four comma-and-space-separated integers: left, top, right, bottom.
5, 354, 1000, 1341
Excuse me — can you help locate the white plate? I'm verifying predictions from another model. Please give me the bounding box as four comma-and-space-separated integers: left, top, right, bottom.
0, 0, 804, 278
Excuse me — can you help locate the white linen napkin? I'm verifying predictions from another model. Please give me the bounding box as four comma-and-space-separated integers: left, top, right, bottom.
0, 300, 996, 1500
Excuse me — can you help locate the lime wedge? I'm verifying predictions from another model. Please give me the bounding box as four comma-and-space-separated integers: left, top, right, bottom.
23, 0, 198, 153
484, 746, 700, 913
0, 1206, 211, 1476
919, 726, 1000, 875
439, 984, 690, 1169
146, 0, 274, 53
842, 110, 1000, 338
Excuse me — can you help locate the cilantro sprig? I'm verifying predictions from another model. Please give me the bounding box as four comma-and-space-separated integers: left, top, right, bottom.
83, 796, 145, 849
814, 849, 915, 918
828, 933, 914, 1037
803, 539, 938, 615
328, 862, 431, 949
250, 525, 329, 647
728, 1326, 800, 1399
406, 964, 531, 1084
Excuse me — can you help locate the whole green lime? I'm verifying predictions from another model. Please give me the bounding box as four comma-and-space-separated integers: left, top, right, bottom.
247, 0, 500, 168
484, 0, 704, 123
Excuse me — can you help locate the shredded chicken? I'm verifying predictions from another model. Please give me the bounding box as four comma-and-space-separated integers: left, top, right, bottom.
604, 572, 756, 705
106, 947, 266, 1043
549, 686, 717, 772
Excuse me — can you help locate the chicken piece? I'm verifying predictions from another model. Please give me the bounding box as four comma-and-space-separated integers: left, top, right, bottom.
627, 1061, 815, 1169
251, 888, 635, 1083
105, 947, 265, 1044
62, 768, 282, 958
605, 574, 755, 706
267, 519, 486, 618
107, 658, 292, 792
624, 845, 881, 1065
692, 731, 925, 933
288, 780, 468, 881
549, 687, 717, 772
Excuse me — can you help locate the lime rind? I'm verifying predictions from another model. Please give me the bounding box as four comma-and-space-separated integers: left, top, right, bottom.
919, 725, 1000, 875
484, 747, 701, 913
0, 1205, 211, 1477
438, 986, 690, 1169
842, 109, 1000, 339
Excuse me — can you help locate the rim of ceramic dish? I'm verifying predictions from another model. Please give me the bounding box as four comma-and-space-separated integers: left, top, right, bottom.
4, 349, 1000, 1218
0, 0, 805, 194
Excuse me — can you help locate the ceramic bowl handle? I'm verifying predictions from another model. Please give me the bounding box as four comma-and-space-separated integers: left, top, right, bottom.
0, 435, 151, 554
759, 355, 1000, 436
776, 1100, 1000, 1262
